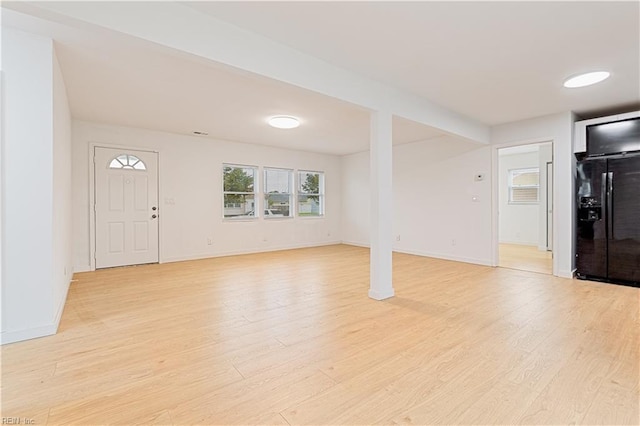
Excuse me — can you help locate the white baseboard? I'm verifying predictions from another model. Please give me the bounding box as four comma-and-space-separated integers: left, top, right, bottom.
394, 247, 493, 267
73, 264, 92, 273
558, 268, 576, 279
53, 276, 72, 331
340, 240, 369, 248
340, 242, 493, 267
161, 240, 343, 264
2, 275, 73, 346
1, 324, 57, 345
368, 288, 395, 300
0, 272, 71, 345
499, 240, 538, 247
76, 242, 343, 270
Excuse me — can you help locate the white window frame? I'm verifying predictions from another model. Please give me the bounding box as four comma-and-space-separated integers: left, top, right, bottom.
223, 163, 258, 219
264, 167, 294, 219
297, 170, 325, 217
508, 167, 539, 204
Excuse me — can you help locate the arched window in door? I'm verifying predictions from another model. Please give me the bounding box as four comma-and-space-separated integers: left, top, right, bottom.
108, 154, 146, 170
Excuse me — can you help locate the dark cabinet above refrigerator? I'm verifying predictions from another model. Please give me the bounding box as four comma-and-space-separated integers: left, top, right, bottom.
586, 117, 640, 157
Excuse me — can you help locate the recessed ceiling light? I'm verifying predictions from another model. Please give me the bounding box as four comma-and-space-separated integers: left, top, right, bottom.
268, 116, 300, 129
563, 71, 610, 88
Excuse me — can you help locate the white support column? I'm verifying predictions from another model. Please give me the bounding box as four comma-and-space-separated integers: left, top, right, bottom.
369, 110, 394, 300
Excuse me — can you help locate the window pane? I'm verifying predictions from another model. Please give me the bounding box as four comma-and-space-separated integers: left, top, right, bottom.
512, 171, 539, 186
511, 187, 539, 203
509, 168, 539, 203
265, 168, 291, 194
224, 194, 255, 218
298, 194, 323, 216
299, 171, 321, 194
132, 160, 146, 170
265, 193, 291, 217
224, 166, 255, 192
109, 155, 146, 170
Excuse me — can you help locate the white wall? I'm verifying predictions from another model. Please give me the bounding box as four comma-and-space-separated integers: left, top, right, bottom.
52, 49, 73, 320
341, 151, 370, 246
498, 151, 540, 245
342, 111, 574, 278
2, 28, 53, 339
491, 112, 576, 278
342, 136, 493, 265
1, 29, 73, 344
72, 121, 342, 271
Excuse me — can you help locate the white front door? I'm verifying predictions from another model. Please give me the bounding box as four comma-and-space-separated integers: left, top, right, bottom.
94, 147, 159, 268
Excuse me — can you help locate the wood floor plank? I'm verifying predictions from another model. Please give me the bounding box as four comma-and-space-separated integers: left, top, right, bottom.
1, 244, 637, 425
499, 243, 553, 274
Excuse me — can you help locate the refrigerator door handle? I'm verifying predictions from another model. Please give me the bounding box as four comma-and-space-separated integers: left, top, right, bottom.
607, 171, 614, 239
601, 172, 607, 224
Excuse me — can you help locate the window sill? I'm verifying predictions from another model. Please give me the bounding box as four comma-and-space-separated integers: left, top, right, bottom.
223, 216, 325, 221
223, 217, 259, 222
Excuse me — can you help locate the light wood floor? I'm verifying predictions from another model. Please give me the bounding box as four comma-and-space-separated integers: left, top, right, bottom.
2, 245, 638, 425
499, 243, 553, 275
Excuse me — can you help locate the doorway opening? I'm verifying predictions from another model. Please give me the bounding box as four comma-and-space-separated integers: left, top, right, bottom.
497, 142, 553, 274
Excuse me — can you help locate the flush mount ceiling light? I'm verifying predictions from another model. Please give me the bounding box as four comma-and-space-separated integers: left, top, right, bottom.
563, 71, 610, 88
268, 115, 300, 129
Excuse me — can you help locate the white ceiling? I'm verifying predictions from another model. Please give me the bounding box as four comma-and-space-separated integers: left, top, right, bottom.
3, 6, 451, 155
55, 40, 374, 156
56, 36, 449, 155
188, 1, 640, 125
3, 2, 639, 155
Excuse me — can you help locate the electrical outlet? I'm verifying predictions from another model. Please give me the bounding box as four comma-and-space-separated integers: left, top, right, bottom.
207, 238, 213, 245
452, 239, 457, 246
396, 235, 401, 241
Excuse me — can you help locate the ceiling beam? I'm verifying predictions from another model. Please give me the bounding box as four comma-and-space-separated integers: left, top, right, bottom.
6, 1, 490, 144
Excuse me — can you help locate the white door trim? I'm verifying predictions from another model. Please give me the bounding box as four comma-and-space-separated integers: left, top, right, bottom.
491, 137, 558, 276
88, 142, 161, 271
546, 161, 553, 251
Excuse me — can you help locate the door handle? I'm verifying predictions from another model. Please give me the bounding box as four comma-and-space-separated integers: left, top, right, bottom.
607, 171, 613, 239
601, 172, 607, 225
152, 214, 157, 219
152, 206, 157, 211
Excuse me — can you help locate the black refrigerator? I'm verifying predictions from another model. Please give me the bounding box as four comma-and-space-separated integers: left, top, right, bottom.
576, 117, 640, 286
